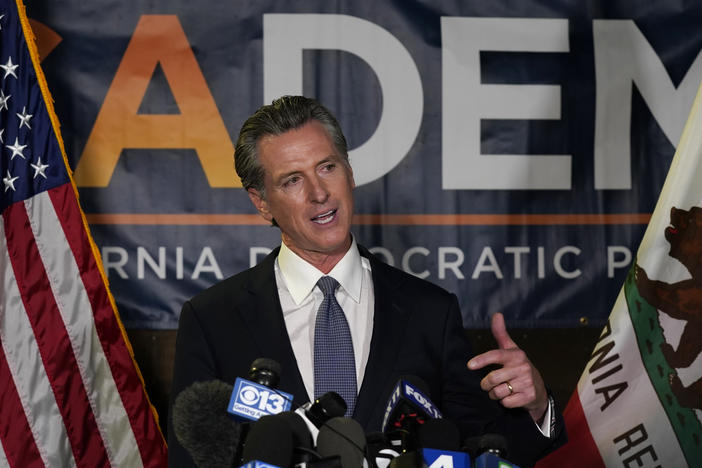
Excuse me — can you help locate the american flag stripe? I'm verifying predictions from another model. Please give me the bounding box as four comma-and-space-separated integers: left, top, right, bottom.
4, 198, 110, 467
1, 218, 72, 468
35, 187, 145, 467
0, 438, 11, 467
48, 183, 161, 466
0, 328, 44, 468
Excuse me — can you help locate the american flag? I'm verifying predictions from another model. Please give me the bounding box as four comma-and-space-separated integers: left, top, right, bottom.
0, 1, 167, 466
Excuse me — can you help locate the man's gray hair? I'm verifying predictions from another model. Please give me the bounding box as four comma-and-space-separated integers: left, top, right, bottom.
234, 95, 349, 196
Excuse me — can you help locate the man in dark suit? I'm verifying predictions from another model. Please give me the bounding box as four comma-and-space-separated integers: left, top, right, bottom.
169, 96, 565, 467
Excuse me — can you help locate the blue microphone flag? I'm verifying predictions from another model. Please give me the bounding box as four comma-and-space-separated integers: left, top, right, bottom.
228, 377, 293, 422
422, 448, 471, 468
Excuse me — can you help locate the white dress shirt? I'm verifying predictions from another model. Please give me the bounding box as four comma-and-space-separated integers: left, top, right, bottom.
275, 237, 374, 402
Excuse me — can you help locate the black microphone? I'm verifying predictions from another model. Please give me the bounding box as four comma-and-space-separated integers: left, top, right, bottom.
240, 414, 294, 467
365, 432, 401, 468
381, 379, 470, 468
381, 376, 441, 452
249, 357, 282, 388
295, 391, 347, 443
386, 419, 463, 468
417, 418, 460, 451
172, 380, 243, 468
470, 434, 519, 468
316, 417, 367, 468
272, 411, 317, 464
229, 358, 293, 422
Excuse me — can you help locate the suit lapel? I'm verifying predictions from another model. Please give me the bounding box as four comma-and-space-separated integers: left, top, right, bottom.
353, 246, 411, 427
238, 248, 310, 402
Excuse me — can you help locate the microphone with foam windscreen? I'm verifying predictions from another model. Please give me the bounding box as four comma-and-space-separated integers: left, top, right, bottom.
172, 380, 243, 468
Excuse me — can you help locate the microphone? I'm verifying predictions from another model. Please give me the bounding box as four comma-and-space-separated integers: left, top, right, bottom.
249, 357, 282, 388
240, 414, 294, 467
419, 419, 469, 468
387, 418, 469, 468
365, 432, 401, 468
295, 391, 347, 444
470, 434, 519, 468
417, 418, 460, 451
381, 376, 442, 453
271, 411, 317, 464
379, 380, 471, 468
172, 380, 243, 468
316, 417, 367, 468
229, 358, 294, 422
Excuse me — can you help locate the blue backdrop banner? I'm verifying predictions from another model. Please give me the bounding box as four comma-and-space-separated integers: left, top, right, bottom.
25, 1, 702, 328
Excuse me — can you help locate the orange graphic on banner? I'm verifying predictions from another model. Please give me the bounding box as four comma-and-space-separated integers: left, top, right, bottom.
28, 20, 62, 61
74, 15, 239, 187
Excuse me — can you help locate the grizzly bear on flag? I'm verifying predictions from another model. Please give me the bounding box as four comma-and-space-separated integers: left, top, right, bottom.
635, 205, 702, 409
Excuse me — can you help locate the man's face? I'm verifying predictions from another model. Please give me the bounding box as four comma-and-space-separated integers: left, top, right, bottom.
248, 120, 355, 267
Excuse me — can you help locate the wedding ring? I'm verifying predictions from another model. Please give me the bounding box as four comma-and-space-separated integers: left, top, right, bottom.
504, 381, 514, 395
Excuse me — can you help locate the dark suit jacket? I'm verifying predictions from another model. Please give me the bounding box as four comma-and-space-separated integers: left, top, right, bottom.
168, 245, 565, 467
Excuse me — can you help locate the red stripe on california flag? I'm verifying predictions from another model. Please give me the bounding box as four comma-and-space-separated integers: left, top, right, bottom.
0, 341, 43, 468
48, 184, 167, 465
3, 201, 110, 467
536, 392, 604, 468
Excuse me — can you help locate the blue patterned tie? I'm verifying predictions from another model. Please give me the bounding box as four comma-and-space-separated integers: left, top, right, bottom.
313, 276, 357, 416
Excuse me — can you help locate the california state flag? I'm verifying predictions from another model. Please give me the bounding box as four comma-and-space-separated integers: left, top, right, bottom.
537, 86, 702, 467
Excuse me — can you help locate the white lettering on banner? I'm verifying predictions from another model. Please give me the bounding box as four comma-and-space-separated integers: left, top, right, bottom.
192, 247, 223, 279
263, 14, 423, 186
137, 246, 166, 279
505, 246, 530, 279
438, 247, 465, 280
368, 247, 395, 266
593, 20, 702, 190
441, 17, 572, 190
100, 244, 632, 280
472, 247, 503, 279
250, 247, 272, 267
102, 246, 128, 279
71, 16, 702, 192
102, 246, 223, 280
553, 245, 581, 279
176, 246, 183, 279
607, 246, 632, 278
402, 246, 430, 279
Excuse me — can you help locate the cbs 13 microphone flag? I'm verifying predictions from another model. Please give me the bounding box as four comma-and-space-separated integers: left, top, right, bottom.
0, 1, 167, 467
537, 84, 702, 466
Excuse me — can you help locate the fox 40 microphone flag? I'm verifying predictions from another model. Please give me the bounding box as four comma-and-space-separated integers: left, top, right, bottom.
0, 1, 167, 467
537, 85, 702, 466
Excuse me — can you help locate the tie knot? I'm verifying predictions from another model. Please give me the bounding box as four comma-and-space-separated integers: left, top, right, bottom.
317, 276, 339, 295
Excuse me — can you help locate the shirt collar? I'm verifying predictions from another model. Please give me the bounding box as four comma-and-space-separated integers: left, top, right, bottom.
278, 236, 363, 305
